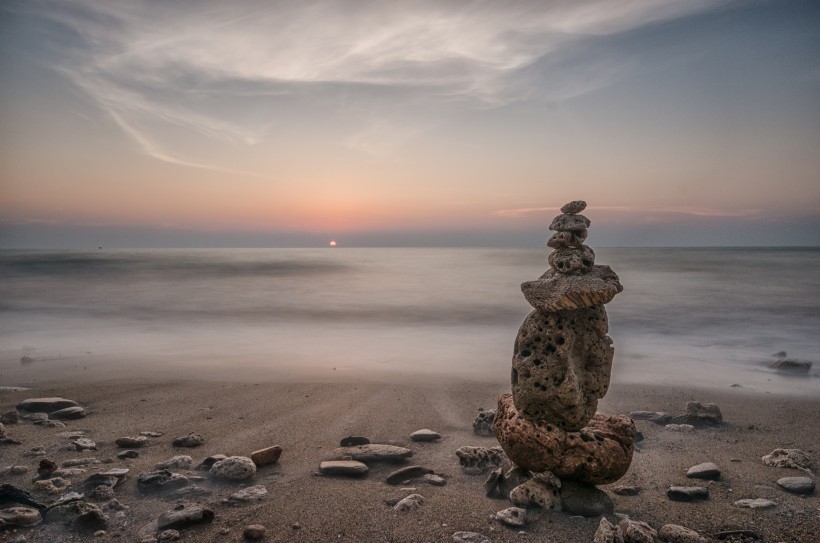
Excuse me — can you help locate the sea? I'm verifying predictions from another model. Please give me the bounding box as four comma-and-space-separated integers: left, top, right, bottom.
1, 248, 818, 394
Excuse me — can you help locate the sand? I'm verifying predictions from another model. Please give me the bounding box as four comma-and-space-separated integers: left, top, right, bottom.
0, 373, 818, 542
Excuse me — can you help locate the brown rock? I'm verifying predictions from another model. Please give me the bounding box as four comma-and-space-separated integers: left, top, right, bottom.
549, 213, 591, 231
455, 445, 507, 474
548, 245, 596, 275
561, 200, 587, 214
493, 394, 565, 472
250, 445, 282, 467
619, 519, 659, 543
510, 306, 614, 431
547, 228, 588, 249
555, 414, 635, 484
243, 524, 266, 540
509, 477, 561, 510
521, 265, 623, 312
594, 517, 624, 543
658, 524, 707, 543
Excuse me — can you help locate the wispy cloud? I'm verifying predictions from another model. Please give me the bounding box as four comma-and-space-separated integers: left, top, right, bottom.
21, 0, 728, 167
494, 205, 761, 218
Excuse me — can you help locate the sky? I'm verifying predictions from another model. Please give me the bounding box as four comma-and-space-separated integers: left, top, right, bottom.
1, 0, 819, 248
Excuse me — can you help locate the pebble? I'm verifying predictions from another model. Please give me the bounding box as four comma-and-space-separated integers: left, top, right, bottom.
665, 424, 695, 432
422, 473, 447, 486
140, 431, 163, 437
386, 465, 434, 485
761, 448, 814, 472
658, 523, 707, 543
63, 458, 101, 467
319, 460, 369, 476
560, 480, 613, 517
339, 436, 370, 447
155, 456, 193, 470
250, 445, 282, 466
137, 470, 189, 492
17, 397, 79, 413
243, 524, 266, 540
452, 532, 490, 543
776, 476, 815, 494
197, 454, 228, 470
228, 485, 268, 503
156, 506, 214, 530
3, 465, 29, 475
115, 436, 149, 448
612, 485, 642, 496
494, 507, 527, 527
157, 530, 180, 542
0, 506, 42, 528
472, 410, 495, 437
686, 462, 721, 480
410, 429, 441, 442
393, 493, 424, 512
94, 531, 107, 538
210, 456, 257, 481
1, 411, 20, 424
332, 444, 413, 463
172, 433, 205, 447
72, 438, 98, 451
593, 518, 619, 542
667, 486, 709, 501
118, 450, 139, 459
50, 406, 87, 420
620, 519, 659, 543
734, 498, 776, 509
560, 200, 587, 214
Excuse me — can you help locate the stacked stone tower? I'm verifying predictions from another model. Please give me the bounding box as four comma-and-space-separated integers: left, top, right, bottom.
493, 201, 635, 487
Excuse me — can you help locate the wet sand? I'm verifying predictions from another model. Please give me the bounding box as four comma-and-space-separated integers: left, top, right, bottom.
0, 374, 818, 542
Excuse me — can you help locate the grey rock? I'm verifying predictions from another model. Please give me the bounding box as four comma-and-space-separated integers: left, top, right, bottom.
685, 401, 722, 425
455, 446, 505, 474
629, 411, 672, 424
209, 456, 256, 481
493, 507, 527, 527
333, 444, 413, 464
421, 474, 446, 486
549, 213, 591, 232
776, 476, 815, 494
52, 468, 86, 479
118, 450, 139, 460
157, 530, 180, 542
197, 454, 227, 470
761, 448, 814, 472
612, 485, 641, 496
393, 493, 424, 512
137, 470, 189, 492
0, 411, 19, 424
319, 460, 369, 476
667, 486, 708, 501
560, 480, 613, 517
115, 436, 149, 448
509, 477, 561, 511
339, 436, 370, 447
594, 518, 623, 543
473, 410, 495, 436
243, 524, 266, 540
140, 431, 163, 438
770, 358, 812, 373
172, 433, 205, 448
155, 456, 193, 471
62, 458, 101, 467
686, 462, 721, 480
410, 429, 441, 442
17, 398, 79, 413
452, 531, 490, 543
72, 438, 97, 452
734, 498, 776, 509
227, 485, 267, 503
386, 465, 433, 485
620, 519, 660, 542
0, 507, 41, 528
658, 524, 707, 543
561, 200, 587, 214
156, 506, 214, 530
46, 501, 108, 530
166, 485, 212, 499
665, 424, 694, 433
51, 406, 87, 420
21, 412, 48, 423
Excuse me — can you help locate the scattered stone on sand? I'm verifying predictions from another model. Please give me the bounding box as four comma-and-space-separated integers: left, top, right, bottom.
63, 458, 101, 467
493, 506, 527, 527
156, 506, 214, 530
115, 436, 149, 448
37, 458, 58, 478
318, 460, 369, 476
734, 498, 776, 509
45, 501, 108, 530
172, 433, 205, 448
619, 519, 659, 543
422, 473, 446, 486
561, 200, 587, 214
118, 450, 139, 460
52, 468, 87, 478
72, 438, 97, 451
509, 476, 561, 510
17, 398, 79, 413
1, 411, 20, 424
770, 352, 812, 373
37, 419, 65, 428
243, 524, 266, 540
452, 531, 490, 543
339, 436, 370, 447
155, 456, 193, 471
333, 444, 413, 464
386, 465, 434, 485
393, 493, 424, 512
250, 445, 282, 466
20, 412, 48, 423
2, 465, 29, 476
33, 477, 71, 494
629, 411, 672, 424
210, 456, 256, 481
410, 429, 441, 442
613, 485, 641, 496
0, 507, 42, 528
87, 485, 114, 501
776, 476, 815, 494
137, 470, 189, 492
51, 406, 87, 420
593, 518, 621, 543
686, 462, 721, 480
23, 446, 46, 456
559, 480, 613, 517
197, 454, 227, 470
157, 529, 181, 542
761, 448, 814, 472
455, 446, 506, 474
473, 410, 496, 436
167, 485, 212, 500
140, 431, 163, 438
658, 524, 707, 543
227, 485, 267, 504
684, 401, 723, 426
667, 486, 709, 501
485, 466, 531, 499
665, 424, 694, 433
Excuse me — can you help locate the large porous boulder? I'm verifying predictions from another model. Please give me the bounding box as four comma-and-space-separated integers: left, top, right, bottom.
493, 394, 565, 473
209, 456, 256, 481
554, 413, 635, 485
510, 306, 614, 431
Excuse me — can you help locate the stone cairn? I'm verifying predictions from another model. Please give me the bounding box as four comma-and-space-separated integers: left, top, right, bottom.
492, 201, 635, 504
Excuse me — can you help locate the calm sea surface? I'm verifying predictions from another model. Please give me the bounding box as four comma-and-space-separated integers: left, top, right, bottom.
1, 248, 818, 393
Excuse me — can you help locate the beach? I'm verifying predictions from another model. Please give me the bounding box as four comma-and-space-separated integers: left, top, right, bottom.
1, 370, 818, 542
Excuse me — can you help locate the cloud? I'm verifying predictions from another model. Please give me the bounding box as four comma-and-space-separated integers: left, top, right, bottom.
20, 0, 729, 167
494, 205, 761, 219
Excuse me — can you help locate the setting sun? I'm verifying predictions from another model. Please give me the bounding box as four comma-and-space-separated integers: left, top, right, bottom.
329, 240, 337, 247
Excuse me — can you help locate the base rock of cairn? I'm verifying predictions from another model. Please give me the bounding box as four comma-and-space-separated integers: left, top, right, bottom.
494, 200, 634, 488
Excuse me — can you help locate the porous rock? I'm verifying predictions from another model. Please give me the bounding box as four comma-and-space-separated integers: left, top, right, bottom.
657, 524, 707, 543
393, 493, 424, 512
492, 394, 564, 472
548, 228, 588, 249
550, 213, 591, 232
472, 410, 496, 436
561, 200, 587, 214
228, 485, 267, 503
156, 506, 214, 530
509, 477, 561, 510
333, 444, 412, 464
493, 506, 527, 527
521, 266, 623, 312
761, 448, 814, 472
210, 456, 256, 481
619, 519, 660, 543
594, 517, 623, 543
250, 445, 282, 466
548, 245, 596, 275
155, 456, 193, 471
455, 445, 506, 474
554, 413, 635, 485
0, 506, 41, 528
172, 433, 205, 448
560, 480, 613, 517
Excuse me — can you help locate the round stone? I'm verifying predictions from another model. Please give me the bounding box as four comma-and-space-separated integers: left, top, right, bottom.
243, 524, 266, 540
209, 456, 257, 481
776, 476, 815, 494
548, 246, 595, 275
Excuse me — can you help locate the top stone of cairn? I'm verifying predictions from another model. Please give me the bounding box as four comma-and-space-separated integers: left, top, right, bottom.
560, 200, 587, 214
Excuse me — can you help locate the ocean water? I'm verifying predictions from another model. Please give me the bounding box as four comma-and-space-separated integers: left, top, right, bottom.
1, 248, 818, 394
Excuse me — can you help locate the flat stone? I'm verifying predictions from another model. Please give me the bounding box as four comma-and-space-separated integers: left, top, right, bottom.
549, 213, 591, 231
167, 485, 212, 499
410, 429, 441, 442
509, 477, 561, 511
452, 532, 490, 543
332, 444, 413, 464
115, 436, 149, 448
62, 458, 101, 467
612, 485, 641, 496
494, 507, 527, 527
227, 485, 267, 504
17, 398, 79, 413
386, 466, 433, 485
339, 436, 370, 447
140, 431, 163, 437
0, 506, 41, 527
250, 445, 282, 466
685, 401, 722, 425
686, 462, 721, 480
72, 438, 97, 452
665, 424, 695, 432
620, 519, 660, 543
667, 486, 709, 501
776, 476, 815, 494
156, 506, 214, 530
658, 524, 708, 543
210, 456, 256, 481
561, 200, 587, 214
0, 411, 20, 424
734, 498, 776, 509
155, 456, 193, 470
319, 460, 369, 476
137, 470, 189, 492
243, 524, 266, 540
172, 433, 205, 448
472, 410, 495, 436
2, 465, 29, 476
45, 501, 108, 530
761, 448, 814, 471
422, 474, 446, 486
770, 358, 812, 373
521, 265, 623, 317
629, 411, 672, 424
197, 454, 227, 470
50, 406, 87, 420
455, 445, 506, 475
157, 529, 181, 542
393, 493, 424, 512
117, 450, 139, 460
560, 480, 613, 517
21, 412, 48, 423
